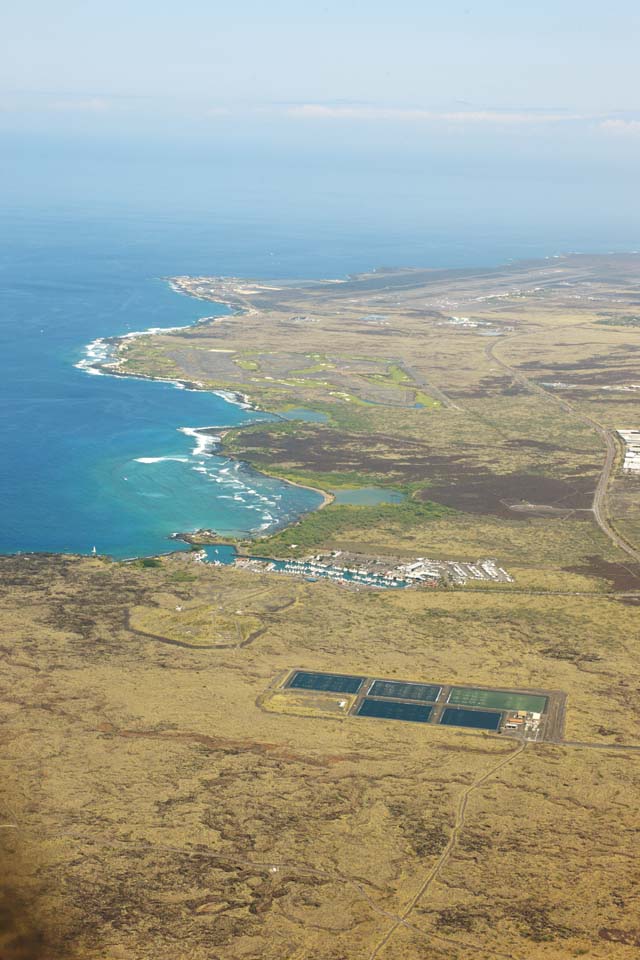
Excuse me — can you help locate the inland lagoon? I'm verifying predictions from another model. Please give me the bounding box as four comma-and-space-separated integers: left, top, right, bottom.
332, 487, 404, 506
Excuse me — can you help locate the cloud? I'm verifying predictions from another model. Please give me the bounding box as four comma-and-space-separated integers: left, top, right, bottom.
600, 118, 640, 134
49, 97, 112, 113
286, 104, 588, 124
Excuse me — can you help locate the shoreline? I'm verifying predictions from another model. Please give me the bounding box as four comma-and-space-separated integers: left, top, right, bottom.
276, 477, 335, 510
76, 332, 255, 409
74, 295, 335, 554
175, 427, 334, 543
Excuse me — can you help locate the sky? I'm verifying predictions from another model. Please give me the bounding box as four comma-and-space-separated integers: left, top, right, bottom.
1, 0, 639, 126
1, 0, 638, 243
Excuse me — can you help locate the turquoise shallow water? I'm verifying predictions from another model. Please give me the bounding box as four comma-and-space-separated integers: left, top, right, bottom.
2, 143, 638, 560
0, 218, 325, 558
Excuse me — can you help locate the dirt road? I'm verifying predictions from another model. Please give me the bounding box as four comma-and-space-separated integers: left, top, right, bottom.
367, 742, 527, 959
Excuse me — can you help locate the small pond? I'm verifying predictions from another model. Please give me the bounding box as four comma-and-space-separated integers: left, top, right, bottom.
332, 487, 404, 506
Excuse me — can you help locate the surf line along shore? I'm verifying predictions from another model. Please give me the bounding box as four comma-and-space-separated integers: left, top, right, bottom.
178, 425, 336, 519
76, 320, 335, 546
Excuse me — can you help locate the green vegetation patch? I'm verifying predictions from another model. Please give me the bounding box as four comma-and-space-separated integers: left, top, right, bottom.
117, 338, 184, 379
234, 357, 260, 371
289, 355, 335, 375
277, 468, 401, 491
596, 315, 640, 327
414, 390, 440, 408
246, 499, 451, 556
388, 362, 412, 384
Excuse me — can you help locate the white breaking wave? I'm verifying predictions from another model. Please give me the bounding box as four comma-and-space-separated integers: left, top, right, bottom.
178, 426, 221, 456
70, 292, 319, 541
214, 388, 253, 409
75, 337, 113, 374
75, 316, 217, 386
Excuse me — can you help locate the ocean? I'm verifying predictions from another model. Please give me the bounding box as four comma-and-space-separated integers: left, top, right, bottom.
0, 216, 329, 559
1, 133, 638, 558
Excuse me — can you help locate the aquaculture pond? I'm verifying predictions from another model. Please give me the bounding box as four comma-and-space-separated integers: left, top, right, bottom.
440, 707, 502, 731
367, 680, 441, 702
287, 671, 364, 694
357, 699, 433, 723
448, 688, 547, 713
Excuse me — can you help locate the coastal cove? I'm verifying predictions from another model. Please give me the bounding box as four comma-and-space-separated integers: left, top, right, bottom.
0, 219, 326, 559
4, 206, 638, 562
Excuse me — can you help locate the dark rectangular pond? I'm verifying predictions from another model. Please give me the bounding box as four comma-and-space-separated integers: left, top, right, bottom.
287, 671, 364, 694
440, 707, 502, 731
356, 698, 433, 723
368, 680, 441, 702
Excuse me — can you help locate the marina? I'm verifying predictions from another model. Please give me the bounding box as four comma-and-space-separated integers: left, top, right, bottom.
235, 555, 411, 588
200, 545, 513, 590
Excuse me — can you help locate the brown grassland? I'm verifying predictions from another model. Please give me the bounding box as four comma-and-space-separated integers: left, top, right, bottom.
2, 254, 640, 960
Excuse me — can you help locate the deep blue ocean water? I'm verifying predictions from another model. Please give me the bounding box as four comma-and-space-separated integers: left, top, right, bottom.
0, 216, 330, 558
1, 132, 638, 558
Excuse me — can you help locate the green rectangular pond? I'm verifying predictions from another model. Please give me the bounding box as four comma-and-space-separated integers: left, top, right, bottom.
448, 687, 547, 713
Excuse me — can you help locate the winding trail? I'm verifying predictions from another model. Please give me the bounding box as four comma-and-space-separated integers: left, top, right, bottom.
367, 741, 527, 960
485, 331, 640, 564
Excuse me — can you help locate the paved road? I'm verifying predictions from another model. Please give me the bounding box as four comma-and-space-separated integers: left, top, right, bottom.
484, 332, 640, 565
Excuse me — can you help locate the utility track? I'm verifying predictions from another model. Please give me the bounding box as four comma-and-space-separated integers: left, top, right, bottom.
367, 742, 527, 959
484, 332, 640, 564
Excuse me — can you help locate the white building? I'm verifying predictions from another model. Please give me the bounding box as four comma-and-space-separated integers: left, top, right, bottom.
617, 430, 640, 474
